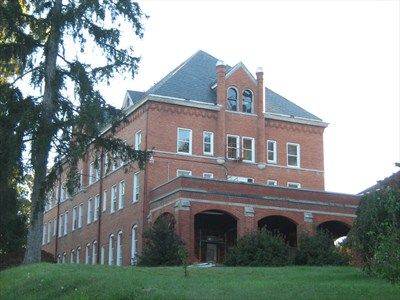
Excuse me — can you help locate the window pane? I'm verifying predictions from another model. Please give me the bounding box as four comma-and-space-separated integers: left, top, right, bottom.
242, 90, 253, 113
288, 156, 298, 166
288, 144, 297, 155
227, 88, 237, 111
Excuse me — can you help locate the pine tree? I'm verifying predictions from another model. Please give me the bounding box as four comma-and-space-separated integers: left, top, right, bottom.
0, 0, 148, 263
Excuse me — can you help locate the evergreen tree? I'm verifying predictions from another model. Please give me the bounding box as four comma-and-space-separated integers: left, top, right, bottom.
0, 0, 148, 263
140, 217, 186, 266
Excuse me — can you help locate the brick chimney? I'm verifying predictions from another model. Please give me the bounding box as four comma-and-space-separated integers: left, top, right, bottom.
216, 60, 226, 107
216, 60, 226, 160
256, 67, 266, 165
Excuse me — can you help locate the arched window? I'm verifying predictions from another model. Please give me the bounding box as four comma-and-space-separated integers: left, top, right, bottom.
227, 87, 238, 111
242, 89, 253, 113
85, 243, 90, 264
62, 252, 66, 263
76, 247, 81, 264
131, 225, 138, 265
92, 241, 97, 265
100, 246, 105, 265
108, 234, 114, 265
117, 231, 123, 266
57, 255, 61, 264
70, 249, 75, 263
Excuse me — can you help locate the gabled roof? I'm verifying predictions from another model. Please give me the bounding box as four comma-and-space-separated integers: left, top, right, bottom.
125, 50, 322, 122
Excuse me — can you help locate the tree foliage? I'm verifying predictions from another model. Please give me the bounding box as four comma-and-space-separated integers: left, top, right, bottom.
225, 229, 290, 266
349, 179, 400, 283
139, 217, 186, 266
0, 0, 148, 263
294, 230, 349, 266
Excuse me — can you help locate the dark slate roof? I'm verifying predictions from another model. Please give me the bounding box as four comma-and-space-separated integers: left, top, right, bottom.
127, 90, 145, 105
266, 89, 321, 121
128, 50, 322, 121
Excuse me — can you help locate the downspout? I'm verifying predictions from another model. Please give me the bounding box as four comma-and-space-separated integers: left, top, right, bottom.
97, 151, 104, 264
54, 169, 62, 260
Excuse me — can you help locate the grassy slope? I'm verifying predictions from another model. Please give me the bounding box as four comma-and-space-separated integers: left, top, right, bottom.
0, 264, 398, 299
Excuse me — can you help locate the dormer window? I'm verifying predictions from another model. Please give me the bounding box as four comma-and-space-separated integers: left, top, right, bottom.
227, 87, 238, 111
242, 89, 253, 113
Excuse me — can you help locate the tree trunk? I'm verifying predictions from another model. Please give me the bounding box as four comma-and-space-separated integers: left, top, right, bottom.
24, 0, 63, 264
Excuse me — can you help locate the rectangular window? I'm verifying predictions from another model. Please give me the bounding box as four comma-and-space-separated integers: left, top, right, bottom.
177, 169, 192, 177
92, 241, 97, 265
85, 244, 90, 264
203, 131, 214, 155
58, 214, 63, 237
64, 211, 68, 236
89, 162, 94, 185
100, 246, 105, 265
94, 194, 100, 221
47, 222, 51, 243
119, 181, 125, 210
95, 161, 100, 182
87, 198, 92, 224
112, 152, 119, 171
266, 180, 278, 186
103, 190, 107, 212
177, 128, 192, 154
203, 172, 214, 179
104, 153, 109, 175
53, 218, 56, 236
227, 135, 240, 159
42, 223, 46, 245
72, 206, 77, 231
287, 143, 300, 167
267, 140, 277, 163
133, 172, 140, 203
78, 203, 83, 228
135, 130, 142, 150
111, 185, 117, 213
79, 170, 83, 189
242, 137, 255, 162
287, 182, 301, 189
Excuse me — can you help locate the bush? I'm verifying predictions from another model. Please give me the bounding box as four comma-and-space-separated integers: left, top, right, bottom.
225, 229, 290, 266
139, 217, 186, 266
348, 183, 400, 282
372, 230, 400, 284
294, 230, 349, 266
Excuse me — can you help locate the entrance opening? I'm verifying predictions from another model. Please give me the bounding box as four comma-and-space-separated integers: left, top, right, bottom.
194, 210, 237, 263
258, 215, 297, 247
317, 221, 350, 240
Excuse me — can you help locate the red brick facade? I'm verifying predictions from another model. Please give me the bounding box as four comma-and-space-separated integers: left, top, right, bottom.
42, 53, 359, 265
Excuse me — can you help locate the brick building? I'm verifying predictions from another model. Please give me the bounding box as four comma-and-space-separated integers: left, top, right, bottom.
41, 50, 359, 265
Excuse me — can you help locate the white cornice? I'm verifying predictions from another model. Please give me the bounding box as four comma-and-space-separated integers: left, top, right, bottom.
265, 112, 329, 128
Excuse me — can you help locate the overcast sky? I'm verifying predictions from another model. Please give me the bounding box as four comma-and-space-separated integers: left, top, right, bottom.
100, 0, 400, 194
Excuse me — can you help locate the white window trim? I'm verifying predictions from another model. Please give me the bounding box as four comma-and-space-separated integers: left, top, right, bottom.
227, 134, 240, 160
131, 225, 138, 265
176, 169, 192, 177
92, 241, 97, 265
76, 247, 81, 264
100, 246, 105, 265
287, 182, 301, 189
267, 140, 277, 164
203, 131, 214, 156
85, 243, 90, 264
117, 231, 123, 266
266, 179, 278, 186
72, 206, 77, 231
119, 181, 125, 210
102, 190, 107, 212
89, 162, 94, 185
242, 136, 255, 163
63, 211, 68, 236
203, 172, 214, 179
177, 128, 192, 155
287, 143, 301, 168
87, 198, 92, 224
108, 234, 114, 266
94, 194, 99, 221
78, 203, 83, 228
111, 185, 117, 213
47, 222, 51, 243
133, 172, 140, 203
135, 130, 142, 151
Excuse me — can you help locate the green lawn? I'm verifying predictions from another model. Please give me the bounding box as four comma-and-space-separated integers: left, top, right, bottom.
0, 263, 398, 299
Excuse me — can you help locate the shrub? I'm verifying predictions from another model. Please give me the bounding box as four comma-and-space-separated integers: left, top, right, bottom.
225, 229, 290, 266
372, 230, 400, 284
295, 230, 349, 266
348, 183, 400, 282
139, 217, 186, 266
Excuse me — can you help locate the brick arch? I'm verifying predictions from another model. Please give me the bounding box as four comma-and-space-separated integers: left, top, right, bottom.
192, 205, 242, 222
256, 211, 302, 226
257, 214, 299, 247
317, 220, 351, 239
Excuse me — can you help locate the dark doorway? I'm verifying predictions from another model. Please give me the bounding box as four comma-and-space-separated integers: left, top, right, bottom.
194, 210, 237, 263
317, 221, 350, 240
258, 215, 297, 247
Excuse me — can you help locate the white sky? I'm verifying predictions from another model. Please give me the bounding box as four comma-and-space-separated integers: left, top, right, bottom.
100, 0, 400, 195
